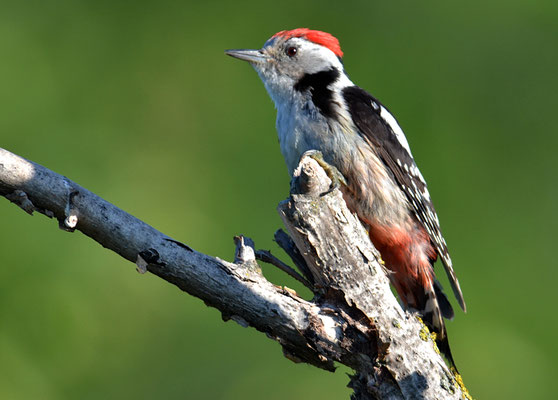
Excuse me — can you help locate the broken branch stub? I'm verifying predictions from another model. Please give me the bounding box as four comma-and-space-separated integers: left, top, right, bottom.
279, 153, 464, 399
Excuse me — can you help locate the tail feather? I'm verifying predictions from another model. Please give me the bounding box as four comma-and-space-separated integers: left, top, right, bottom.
439, 255, 467, 313
421, 283, 444, 335
433, 279, 454, 320
435, 328, 459, 373
421, 283, 459, 371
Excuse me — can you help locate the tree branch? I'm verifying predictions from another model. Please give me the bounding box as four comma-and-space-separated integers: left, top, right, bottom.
0, 148, 467, 399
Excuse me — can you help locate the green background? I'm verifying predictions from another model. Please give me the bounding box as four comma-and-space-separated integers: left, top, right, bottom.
1, 1, 556, 399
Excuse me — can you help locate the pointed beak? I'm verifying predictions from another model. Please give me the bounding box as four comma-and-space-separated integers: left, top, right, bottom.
225, 49, 268, 64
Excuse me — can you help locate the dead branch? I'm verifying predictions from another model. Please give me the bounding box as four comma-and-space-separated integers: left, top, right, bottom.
0, 148, 466, 399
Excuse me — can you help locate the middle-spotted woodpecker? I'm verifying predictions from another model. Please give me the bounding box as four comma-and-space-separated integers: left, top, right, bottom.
226, 28, 466, 368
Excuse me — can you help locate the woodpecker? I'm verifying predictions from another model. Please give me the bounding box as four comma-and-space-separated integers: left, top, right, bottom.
225, 28, 466, 368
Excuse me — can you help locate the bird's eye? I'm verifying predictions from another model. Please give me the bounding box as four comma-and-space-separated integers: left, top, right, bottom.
286, 46, 298, 57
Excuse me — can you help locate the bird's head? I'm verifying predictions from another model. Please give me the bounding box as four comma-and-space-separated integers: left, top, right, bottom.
226, 29, 346, 104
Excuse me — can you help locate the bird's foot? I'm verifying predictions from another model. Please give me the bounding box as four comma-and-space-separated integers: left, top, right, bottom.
303, 150, 347, 195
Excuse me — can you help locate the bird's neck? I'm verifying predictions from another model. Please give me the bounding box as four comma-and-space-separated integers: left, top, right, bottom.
273, 70, 356, 175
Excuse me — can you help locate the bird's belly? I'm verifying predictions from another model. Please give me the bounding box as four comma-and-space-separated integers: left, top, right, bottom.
277, 111, 326, 175
277, 112, 410, 226
340, 143, 410, 227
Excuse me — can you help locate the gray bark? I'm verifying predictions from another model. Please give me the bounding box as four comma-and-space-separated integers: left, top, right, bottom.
0, 148, 468, 399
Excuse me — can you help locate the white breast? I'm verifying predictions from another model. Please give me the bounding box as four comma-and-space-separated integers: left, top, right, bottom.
276, 95, 330, 175
274, 91, 410, 225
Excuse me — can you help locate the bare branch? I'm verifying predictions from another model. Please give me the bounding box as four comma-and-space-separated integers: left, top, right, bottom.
255, 249, 313, 289
0, 148, 468, 399
274, 228, 314, 285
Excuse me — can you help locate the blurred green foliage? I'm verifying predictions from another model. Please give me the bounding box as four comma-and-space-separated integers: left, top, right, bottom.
1, 0, 557, 398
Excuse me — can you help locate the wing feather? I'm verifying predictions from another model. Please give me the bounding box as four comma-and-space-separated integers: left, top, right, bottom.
342, 86, 466, 311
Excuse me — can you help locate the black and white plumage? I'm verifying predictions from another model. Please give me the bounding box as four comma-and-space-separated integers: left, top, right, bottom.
226, 28, 465, 369
342, 86, 466, 313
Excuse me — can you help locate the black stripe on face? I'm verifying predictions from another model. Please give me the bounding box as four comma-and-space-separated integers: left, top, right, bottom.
294, 68, 340, 118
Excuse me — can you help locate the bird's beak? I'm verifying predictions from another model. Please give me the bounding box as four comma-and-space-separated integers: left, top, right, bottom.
225, 49, 268, 64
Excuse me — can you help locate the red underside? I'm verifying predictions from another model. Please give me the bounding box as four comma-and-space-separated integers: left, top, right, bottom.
367, 221, 436, 308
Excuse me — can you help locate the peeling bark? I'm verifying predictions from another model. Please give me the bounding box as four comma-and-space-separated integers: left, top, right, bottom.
0, 148, 467, 399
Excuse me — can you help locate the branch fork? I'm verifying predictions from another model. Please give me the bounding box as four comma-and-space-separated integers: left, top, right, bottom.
0, 148, 468, 400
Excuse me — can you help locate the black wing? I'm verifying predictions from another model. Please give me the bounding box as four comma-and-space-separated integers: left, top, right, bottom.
342, 86, 466, 312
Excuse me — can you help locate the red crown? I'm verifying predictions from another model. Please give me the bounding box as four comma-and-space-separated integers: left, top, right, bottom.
272, 28, 343, 58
